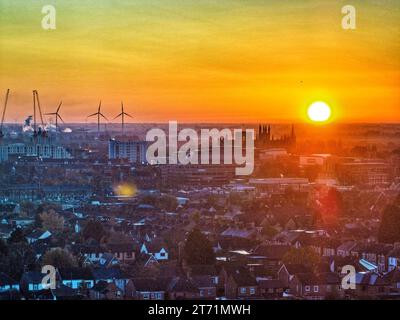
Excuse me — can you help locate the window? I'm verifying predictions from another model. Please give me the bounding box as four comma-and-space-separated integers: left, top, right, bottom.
143, 293, 149, 300
160, 252, 166, 257
305, 286, 310, 292
313, 286, 319, 293
250, 288, 255, 295
200, 290, 204, 297
240, 287, 246, 294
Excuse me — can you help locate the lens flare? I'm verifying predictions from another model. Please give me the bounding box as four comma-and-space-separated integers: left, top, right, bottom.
114, 183, 137, 197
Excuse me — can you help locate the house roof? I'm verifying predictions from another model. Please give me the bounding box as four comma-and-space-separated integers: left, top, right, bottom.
21, 271, 45, 284
337, 241, 357, 252
221, 228, 255, 239
188, 265, 218, 277
388, 247, 400, 258
356, 272, 389, 286
253, 244, 291, 260
168, 276, 198, 293
91, 268, 128, 280
0, 272, 18, 286
383, 268, 400, 283
59, 268, 94, 280
131, 278, 166, 292
258, 279, 284, 289
52, 284, 78, 297
107, 243, 137, 252
283, 264, 312, 275
71, 244, 106, 255
191, 276, 215, 288
295, 273, 320, 285
230, 270, 258, 287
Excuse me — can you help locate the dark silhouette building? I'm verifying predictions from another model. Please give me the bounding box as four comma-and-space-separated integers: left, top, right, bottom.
256, 124, 296, 151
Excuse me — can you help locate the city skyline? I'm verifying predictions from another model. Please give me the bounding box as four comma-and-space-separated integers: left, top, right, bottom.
0, 0, 399, 123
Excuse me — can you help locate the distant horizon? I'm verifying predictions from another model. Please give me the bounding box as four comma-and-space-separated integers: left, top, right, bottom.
1, 1, 399, 123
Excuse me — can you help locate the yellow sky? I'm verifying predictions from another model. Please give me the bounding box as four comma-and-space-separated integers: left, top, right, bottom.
0, 0, 399, 123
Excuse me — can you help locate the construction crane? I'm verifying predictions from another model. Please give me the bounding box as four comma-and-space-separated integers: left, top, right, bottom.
113, 101, 132, 135
87, 100, 108, 134
45, 101, 64, 132
0, 89, 10, 139
32, 90, 47, 138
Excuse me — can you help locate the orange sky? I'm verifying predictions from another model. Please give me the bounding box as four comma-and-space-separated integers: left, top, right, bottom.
0, 0, 399, 123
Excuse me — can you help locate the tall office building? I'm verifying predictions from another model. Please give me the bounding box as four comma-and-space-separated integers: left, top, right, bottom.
108, 138, 148, 164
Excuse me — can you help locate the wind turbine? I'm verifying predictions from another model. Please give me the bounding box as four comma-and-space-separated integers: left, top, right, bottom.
87, 100, 108, 133
45, 101, 64, 132
114, 101, 133, 135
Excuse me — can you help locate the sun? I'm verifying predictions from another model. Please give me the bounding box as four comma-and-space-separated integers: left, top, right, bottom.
307, 101, 332, 122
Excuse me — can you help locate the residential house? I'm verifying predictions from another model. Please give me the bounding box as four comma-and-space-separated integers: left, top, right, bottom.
140, 242, 168, 261
387, 245, 400, 272
225, 269, 258, 299
191, 276, 217, 299
167, 276, 199, 300
353, 272, 391, 298
72, 244, 107, 265
278, 264, 311, 288
20, 271, 57, 300
98, 252, 120, 268
336, 241, 357, 257
59, 268, 95, 290
20, 271, 47, 293
130, 278, 165, 300
383, 268, 400, 293
107, 243, 136, 263
350, 243, 393, 272
91, 268, 130, 294
89, 281, 123, 300
26, 230, 52, 244
258, 279, 285, 299
289, 272, 343, 300
252, 244, 291, 268
0, 272, 20, 297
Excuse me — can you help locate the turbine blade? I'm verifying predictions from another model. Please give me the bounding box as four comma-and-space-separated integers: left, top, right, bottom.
58, 115, 65, 124
57, 101, 62, 113
114, 113, 123, 119
124, 112, 133, 118
87, 112, 98, 118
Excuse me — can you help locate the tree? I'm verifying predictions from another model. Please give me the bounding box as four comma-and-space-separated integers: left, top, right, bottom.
159, 195, 178, 211
184, 228, 215, 265
39, 210, 65, 233
42, 248, 78, 269
283, 247, 321, 271
378, 198, 400, 244
0, 239, 7, 255
8, 228, 26, 244
82, 220, 106, 243
261, 224, 279, 239
1, 243, 37, 279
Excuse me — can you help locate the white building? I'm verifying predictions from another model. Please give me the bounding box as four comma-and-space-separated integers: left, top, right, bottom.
108, 139, 148, 163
